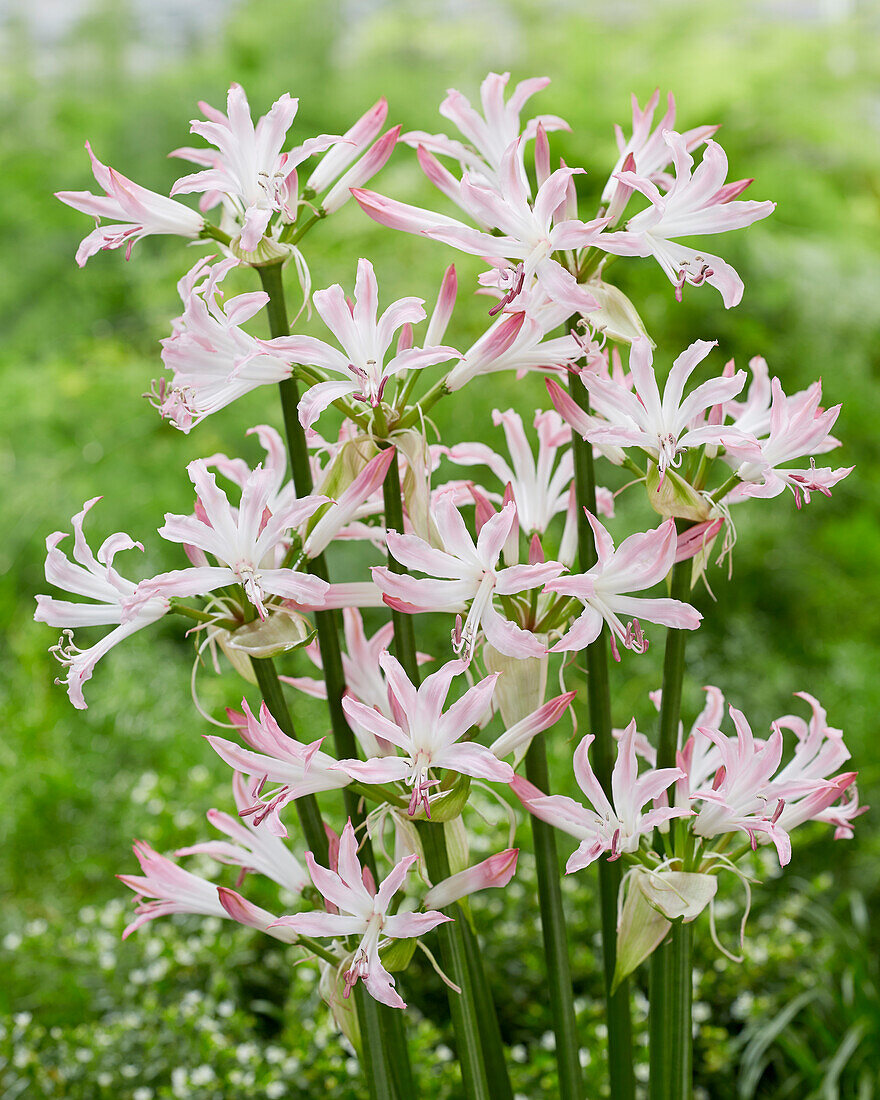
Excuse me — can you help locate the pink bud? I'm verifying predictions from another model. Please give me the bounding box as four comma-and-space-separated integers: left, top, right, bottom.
425, 264, 457, 346
423, 849, 519, 909
322, 126, 401, 214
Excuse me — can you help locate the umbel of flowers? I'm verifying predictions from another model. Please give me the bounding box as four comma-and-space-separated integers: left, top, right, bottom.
40, 75, 861, 1100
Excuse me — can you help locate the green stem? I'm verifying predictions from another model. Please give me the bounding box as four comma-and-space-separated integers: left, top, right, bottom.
568, 371, 635, 1100
649, 541, 695, 1100
711, 472, 741, 503
256, 261, 410, 1100
381, 448, 511, 1100
524, 734, 584, 1100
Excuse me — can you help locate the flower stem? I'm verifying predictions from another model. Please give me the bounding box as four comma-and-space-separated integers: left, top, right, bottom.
568, 371, 635, 1100
524, 733, 584, 1100
256, 260, 411, 1100
381, 447, 512, 1100
649, 539, 695, 1100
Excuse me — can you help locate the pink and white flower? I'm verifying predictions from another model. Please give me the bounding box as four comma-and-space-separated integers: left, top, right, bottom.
445, 307, 583, 391
170, 84, 338, 251
270, 820, 451, 1008
150, 257, 293, 432
35, 498, 173, 709
337, 653, 512, 816
280, 607, 431, 722
544, 513, 702, 657
353, 140, 608, 316
119, 840, 295, 942
444, 409, 574, 534
424, 848, 520, 908
402, 72, 570, 185
373, 497, 564, 660
511, 721, 689, 872
139, 460, 328, 619
599, 130, 775, 307
206, 700, 351, 837
176, 772, 310, 896
601, 90, 718, 210
725, 376, 852, 507
265, 258, 459, 427
565, 337, 755, 479
56, 143, 204, 266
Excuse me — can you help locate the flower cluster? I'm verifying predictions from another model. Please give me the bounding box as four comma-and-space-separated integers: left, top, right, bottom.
43, 71, 858, 1097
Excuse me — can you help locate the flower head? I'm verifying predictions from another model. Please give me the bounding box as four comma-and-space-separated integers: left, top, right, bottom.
374, 496, 564, 660
270, 820, 451, 1008
35, 498, 172, 709
56, 143, 204, 266
512, 721, 689, 872
338, 653, 512, 816
545, 514, 702, 658
600, 130, 775, 306
265, 258, 459, 427
139, 459, 328, 619
150, 258, 293, 432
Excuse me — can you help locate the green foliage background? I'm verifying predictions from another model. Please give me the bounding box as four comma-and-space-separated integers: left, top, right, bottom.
1, 0, 878, 1096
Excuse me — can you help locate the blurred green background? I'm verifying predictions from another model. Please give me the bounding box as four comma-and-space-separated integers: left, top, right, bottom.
1, 0, 879, 1096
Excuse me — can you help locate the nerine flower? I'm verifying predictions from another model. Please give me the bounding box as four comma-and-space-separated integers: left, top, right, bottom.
171, 85, 398, 247
206, 700, 351, 837
270, 820, 451, 1009
554, 337, 754, 479
725, 376, 852, 508
118, 840, 295, 942
690, 697, 859, 865
56, 143, 204, 267
169, 84, 338, 251
445, 307, 583, 392
138, 460, 328, 619
353, 142, 608, 316
151, 258, 293, 432
402, 71, 570, 185
265, 258, 459, 427
338, 653, 512, 816
511, 721, 689, 872
35, 498, 172, 709
601, 90, 718, 208
544, 513, 702, 658
175, 772, 310, 896
373, 496, 564, 659
599, 130, 775, 307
